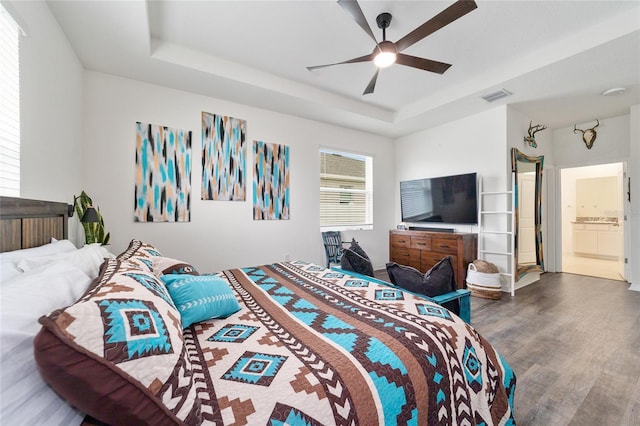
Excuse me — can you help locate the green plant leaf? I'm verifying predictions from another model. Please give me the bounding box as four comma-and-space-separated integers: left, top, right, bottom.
74, 191, 110, 245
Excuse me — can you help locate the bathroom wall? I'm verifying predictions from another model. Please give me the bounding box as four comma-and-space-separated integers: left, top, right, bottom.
575, 176, 619, 219
560, 163, 624, 257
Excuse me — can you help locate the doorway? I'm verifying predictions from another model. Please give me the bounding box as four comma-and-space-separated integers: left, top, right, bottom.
560, 163, 625, 281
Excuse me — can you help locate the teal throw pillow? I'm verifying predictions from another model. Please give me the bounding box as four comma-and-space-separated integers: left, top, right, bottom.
161, 274, 241, 328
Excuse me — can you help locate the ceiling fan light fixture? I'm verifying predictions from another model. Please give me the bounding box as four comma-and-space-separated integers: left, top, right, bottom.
373, 40, 397, 68
309, 1, 478, 93
374, 51, 396, 68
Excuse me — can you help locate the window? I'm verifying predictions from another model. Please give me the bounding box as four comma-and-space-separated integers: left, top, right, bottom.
320, 149, 373, 230
0, 4, 21, 196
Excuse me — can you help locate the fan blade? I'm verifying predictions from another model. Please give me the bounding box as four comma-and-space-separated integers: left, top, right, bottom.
396, 53, 452, 74
395, 0, 477, 52
363, 69, 379, 95
337, 0, 378, 44
307, 53, 374, 71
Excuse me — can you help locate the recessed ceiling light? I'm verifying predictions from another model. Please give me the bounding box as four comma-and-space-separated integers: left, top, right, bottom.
601, 87, 626, 96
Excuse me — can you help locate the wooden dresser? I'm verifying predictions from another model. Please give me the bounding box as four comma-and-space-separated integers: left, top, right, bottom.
389, 230, 477, 289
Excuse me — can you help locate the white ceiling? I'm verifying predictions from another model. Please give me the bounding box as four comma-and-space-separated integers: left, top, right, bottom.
46, 0, 640, 138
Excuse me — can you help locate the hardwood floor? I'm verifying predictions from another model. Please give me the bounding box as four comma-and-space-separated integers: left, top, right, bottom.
374, 270, 640, 425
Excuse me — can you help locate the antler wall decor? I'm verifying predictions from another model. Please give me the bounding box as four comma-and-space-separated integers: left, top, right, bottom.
574, 119, 599, 149
524, 121, 546, 148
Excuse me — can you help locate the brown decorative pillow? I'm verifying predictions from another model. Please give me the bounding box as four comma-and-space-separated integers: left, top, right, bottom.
116, 239, 162, 272
34, 258, 202, 425
152, 256, 199, 277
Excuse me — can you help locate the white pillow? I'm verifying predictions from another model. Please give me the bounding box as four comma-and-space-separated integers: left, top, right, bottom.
17, 243, 114, 279
0, 261, 22, 283
0, 261, 91, 425
0, 239, 76, 261
1, 260, 93, 333
0, 239, 77, 283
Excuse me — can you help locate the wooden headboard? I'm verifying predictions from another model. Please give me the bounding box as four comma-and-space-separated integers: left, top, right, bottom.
0, 196, 71, 253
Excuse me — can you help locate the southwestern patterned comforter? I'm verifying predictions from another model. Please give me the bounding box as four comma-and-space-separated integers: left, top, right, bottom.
208, 262, 516, 425
34, 240, 515, 426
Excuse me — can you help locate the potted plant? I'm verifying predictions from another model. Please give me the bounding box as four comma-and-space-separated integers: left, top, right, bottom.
73, 191, 110, 245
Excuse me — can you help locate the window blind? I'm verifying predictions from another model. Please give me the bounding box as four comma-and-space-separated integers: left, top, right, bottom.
0, 5, 21, 196
320, 149, 373, 229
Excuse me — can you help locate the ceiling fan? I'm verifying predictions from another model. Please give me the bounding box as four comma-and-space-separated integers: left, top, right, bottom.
307, 0, 478, 95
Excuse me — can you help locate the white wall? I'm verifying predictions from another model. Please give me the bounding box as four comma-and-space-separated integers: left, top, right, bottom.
395, 105, 509, 219
507, 108, 554, 161
553, 115, 632, 281
9, 1, 84, 204
82, 72, 395, 272
629, 105, 639, 290
394, 106, 511, 283
552, 115, 630, 169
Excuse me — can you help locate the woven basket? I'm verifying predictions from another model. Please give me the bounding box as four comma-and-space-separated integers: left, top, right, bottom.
466, 263, 502, 300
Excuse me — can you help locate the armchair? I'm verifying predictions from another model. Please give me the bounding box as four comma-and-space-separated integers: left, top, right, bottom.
321, 231, 348, 268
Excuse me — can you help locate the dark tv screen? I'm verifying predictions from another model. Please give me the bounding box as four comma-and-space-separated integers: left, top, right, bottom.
400, 172, 478, 225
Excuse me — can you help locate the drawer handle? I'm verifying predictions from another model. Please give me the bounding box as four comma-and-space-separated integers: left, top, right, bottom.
439, 245, 451, 249
416, 242, 426, 246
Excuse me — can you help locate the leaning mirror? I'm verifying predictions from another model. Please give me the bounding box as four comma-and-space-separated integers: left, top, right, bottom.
511, 148, 544, 280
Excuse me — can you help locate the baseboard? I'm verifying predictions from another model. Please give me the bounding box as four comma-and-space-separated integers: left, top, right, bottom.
502, 272, 541, 294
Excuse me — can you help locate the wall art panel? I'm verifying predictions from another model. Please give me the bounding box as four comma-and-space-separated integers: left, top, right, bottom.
135, 122, 192, 222
253, 140, 290, 220
201, 112, 247, 201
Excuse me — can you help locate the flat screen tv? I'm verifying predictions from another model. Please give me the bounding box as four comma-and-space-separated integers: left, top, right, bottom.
400, 172, 478, 225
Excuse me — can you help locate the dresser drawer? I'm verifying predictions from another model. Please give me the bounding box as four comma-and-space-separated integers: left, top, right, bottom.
432, 236, 458, 254
421, 253, 458, 273
390, 234, 411, 248
389, 230, 476, 290
410, 236, 431, 251
390, 247, 421, 270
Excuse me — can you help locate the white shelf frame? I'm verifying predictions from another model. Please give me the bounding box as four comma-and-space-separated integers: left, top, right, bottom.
477, 174, 516, 296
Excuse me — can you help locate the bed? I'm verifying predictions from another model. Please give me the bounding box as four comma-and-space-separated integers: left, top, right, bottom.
0, 196, 516, 425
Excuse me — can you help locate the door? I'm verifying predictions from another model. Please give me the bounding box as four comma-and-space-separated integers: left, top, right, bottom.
518, 173, 536, 264
619, 165, 628, 280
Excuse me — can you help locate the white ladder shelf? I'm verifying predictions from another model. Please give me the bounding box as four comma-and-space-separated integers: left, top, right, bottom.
477, 176, 516, 295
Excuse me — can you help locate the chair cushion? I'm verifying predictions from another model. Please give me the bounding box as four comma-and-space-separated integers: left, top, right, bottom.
340, 239, 374, 277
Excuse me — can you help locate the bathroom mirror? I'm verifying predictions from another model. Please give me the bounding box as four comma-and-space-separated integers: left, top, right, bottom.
511, 148, 544, 280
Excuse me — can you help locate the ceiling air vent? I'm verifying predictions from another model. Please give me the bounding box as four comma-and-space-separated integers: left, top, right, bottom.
481, 89, 512, 103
